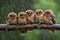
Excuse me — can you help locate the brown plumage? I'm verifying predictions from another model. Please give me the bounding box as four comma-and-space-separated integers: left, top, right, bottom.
26, 10, 35, 24
18, 12, 27, 25
43, 9, 56, 24
35, 9, 44, 24
25, 10, 35, 32
6, 12, 17, 25
43, 9, 56, 33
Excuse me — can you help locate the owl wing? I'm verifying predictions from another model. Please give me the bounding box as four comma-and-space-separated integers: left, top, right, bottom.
51, 15, 56, 24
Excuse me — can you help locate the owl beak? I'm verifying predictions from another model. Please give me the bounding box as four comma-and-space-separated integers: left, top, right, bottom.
12, 17, 14, 19
29, 14, 32, 16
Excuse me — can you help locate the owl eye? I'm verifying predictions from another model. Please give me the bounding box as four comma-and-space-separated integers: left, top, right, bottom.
10, 15, 13, 17
36, 12, 38, 13
10, 15, 12, 17
36, 12, 40, 15
20, 14, 24, 16
10, 15, 15, 17
46, 12, 50, 14
27, 12, 29, 15
39, 11, 42, 13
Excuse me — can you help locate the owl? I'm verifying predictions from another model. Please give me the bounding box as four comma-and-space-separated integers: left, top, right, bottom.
18, 12, 27, 25
35, 9, 44, 24
25, 10, 35, 24
43, 9, 56, 33
6, 12, 17, 25
43, 9, 56, 25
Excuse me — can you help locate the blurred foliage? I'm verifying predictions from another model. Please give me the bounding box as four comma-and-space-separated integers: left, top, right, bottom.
0, 0, 60, 40
33, 0, 60, 24
0, 0, 34, 23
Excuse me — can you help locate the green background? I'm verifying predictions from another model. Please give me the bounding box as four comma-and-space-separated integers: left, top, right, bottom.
0, 0, 60, 40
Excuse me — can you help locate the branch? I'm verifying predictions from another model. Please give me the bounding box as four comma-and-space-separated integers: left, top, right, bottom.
0, 24, 37, 31
0, 24, 60, 31
40, 24, 60, 30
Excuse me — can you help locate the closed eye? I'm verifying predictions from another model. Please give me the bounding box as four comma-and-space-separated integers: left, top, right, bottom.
20, 14, 24, 16
27, 12, 29, 15
39, 11, 42, 13
10, 15, 15, 17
